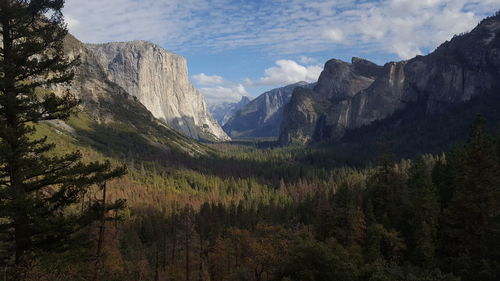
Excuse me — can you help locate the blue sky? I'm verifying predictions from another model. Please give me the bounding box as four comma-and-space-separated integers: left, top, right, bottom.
63, 0, 500, 105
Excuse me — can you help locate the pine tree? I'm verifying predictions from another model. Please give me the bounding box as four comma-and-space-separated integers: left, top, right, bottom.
367, 156, 406, 229
441, 116, 500, 281
407, 156, 439, 267
330, 185, 366, 248
0, 0, 126, 276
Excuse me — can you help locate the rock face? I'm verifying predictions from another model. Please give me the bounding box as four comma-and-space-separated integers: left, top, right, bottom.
85, 41, 229, 141
57, 35, 209, 156
209, 96, 252, 126
223, 82, 314, 138
279, 59, 383, 144
280, 14, 500, 145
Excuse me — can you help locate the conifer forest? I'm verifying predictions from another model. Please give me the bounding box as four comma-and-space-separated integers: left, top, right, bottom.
1, 1, 499, 281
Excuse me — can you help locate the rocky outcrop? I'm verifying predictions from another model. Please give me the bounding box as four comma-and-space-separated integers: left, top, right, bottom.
223, 82, 314, 138
280, 13, 500, 145
57, 35, 209, 156
209, 96, 252, 126
279, 58, 383, 144
84, 41, 229, 141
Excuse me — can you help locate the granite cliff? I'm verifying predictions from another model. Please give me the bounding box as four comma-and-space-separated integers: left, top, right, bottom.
279, 58, 383, 144
52, 35, 209, 156
84, 41, 229, 141
280, 14, 500, 145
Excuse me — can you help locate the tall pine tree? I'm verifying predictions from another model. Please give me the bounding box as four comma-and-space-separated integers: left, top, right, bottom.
407, 156, 439, 268
0, 0, 126, 275
441, 116, 500, 281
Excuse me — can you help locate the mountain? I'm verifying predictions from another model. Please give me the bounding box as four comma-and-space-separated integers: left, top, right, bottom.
84, 41, 229, 142
279, 58, 382, 144
51, 34, 210, 158
223, 82, 314, 138
209, 96, 252, 126
279, 14, 500, 146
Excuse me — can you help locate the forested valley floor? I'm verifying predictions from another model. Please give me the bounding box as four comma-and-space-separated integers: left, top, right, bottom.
24, 116, 500, 281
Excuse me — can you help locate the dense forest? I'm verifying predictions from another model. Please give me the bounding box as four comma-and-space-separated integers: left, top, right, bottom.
1, 1, 500, 281
11, 114, 500, 281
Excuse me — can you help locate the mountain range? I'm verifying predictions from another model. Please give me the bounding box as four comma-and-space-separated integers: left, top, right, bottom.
279, 13, 500, 149
53, 12, 500, 159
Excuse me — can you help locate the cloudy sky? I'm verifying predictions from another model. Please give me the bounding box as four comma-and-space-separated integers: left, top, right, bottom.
64, 0, 500, 105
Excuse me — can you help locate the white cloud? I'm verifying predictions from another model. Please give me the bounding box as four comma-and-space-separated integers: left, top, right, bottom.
246, 60, 322, 87
192, 73, 225, 86
322, 28, 344, 43
191, 73, 249, 105
343, 0, 485, 59
299, 56, 317, 64
63, 0, 500, 59
200, 84, 249, 106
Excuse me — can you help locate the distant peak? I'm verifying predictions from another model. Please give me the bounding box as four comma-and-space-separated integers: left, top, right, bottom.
352, 57, 372, 64
351, 57, 364, 63
85, 40, 179, 57
295, 81, 309, 86
325, 58, 349, 65
239, 96, 252, 103
285, 81, 309, 88
86, 39, 152, 46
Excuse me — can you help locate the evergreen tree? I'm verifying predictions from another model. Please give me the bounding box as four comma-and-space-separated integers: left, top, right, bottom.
0, 0, 126, 276
441, 116, 500, 281
407, 156, 439, 267
433, 151, 464, 209
279, 238, 358, 281
367, 156, 406, 229
330, 185, 366, 248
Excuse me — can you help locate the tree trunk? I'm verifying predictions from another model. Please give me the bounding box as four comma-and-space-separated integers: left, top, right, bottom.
92, 182, 107, 281
171, 215, 177, 264
155, 247, 160, 281
1, 3, 29, 271
185, 217, 190, 281
162, 229, 168, 271
198, 237, 203, 281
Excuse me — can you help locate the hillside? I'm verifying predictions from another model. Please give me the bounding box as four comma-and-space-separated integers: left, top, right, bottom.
66, 36, 229, 142
56, 35, 209, 159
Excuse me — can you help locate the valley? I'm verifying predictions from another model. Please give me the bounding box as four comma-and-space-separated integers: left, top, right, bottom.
0, 1, 499, 281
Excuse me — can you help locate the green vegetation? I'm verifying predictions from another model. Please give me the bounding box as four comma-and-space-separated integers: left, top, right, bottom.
0, 1, 125, 279
333, 92, 500, 164
18, 111, 500, 281
1, 2, 499, 281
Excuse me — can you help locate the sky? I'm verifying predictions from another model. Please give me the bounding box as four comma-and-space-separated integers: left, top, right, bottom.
63, 0, 500, 105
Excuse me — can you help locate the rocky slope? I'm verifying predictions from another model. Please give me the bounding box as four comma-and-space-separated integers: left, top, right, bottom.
223, 82, 314, 138
84, 41, 229, 142
280, 13, 500, 145
279, 58, 383, 144
49, 34, 209, 157
209, 96, 252, 126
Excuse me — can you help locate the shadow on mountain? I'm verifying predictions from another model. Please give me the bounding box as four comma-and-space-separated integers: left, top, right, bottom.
301, 91, 500, 167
